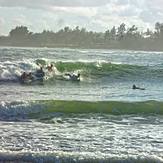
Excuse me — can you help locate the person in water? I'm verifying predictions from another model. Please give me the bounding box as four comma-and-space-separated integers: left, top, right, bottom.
65, 73, 80, 81
132, 84, 145, 90
26, 72, 33, 80
20, 72, 27, 80
46, 64, 54, 72
20, 72, 33, 81
36, 67, 45, 78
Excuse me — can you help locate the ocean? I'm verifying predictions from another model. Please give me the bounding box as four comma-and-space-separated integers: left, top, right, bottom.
0, 47, 163, 163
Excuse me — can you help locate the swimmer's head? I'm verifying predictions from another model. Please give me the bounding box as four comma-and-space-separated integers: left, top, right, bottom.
132, 84, 136, 89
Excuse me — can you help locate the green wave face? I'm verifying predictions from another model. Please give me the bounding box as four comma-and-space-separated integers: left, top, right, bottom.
1, 100, 163, 121
30, 100, 163, 119
35, 59, 163, 79
55, 62, 142, 75
35, 59, 146, 77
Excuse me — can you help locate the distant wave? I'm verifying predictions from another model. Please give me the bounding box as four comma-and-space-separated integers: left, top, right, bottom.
1, 58, 163, 84
0, 100, 163, 121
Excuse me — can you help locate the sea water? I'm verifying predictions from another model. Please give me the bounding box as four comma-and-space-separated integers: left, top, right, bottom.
0, 47, 163, 162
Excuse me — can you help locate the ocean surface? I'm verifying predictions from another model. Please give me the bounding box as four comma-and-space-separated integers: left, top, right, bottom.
0, 47, 163, 162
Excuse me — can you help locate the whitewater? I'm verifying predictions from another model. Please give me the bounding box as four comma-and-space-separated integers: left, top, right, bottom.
0, 47, 163, 163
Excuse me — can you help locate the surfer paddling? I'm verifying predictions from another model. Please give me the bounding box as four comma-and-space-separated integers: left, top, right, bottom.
46, 64, 54, 72
35, 67, 45, 78
65, 73, 80, 81
132, 84, 145, 90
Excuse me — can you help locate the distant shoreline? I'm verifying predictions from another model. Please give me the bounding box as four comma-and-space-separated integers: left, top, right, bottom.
0, 23, 163, 52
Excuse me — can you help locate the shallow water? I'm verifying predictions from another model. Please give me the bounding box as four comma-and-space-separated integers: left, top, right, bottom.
0, 47, 163, 162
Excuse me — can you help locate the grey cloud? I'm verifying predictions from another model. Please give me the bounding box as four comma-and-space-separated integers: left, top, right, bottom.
117, 7, 140, 17
109, 0, 163, 24
140, 10, 156, 23
0, 0, 160, 35
0, 0, 111, 8
139, 0, 163, 23
57, 19, 65, 27
114, 0, 129, 6
115, 0, 139, 6
140, 9, 163, 23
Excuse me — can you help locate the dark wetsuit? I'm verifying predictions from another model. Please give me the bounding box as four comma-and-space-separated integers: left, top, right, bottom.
35, 69, 45, 78
132, 85, 145, 90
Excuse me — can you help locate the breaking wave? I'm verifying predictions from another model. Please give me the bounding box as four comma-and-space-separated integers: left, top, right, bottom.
0, 100, 163, 121
1, 58, 163, 84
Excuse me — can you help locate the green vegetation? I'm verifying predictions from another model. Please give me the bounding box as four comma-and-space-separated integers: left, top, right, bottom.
0, 22, 163, 51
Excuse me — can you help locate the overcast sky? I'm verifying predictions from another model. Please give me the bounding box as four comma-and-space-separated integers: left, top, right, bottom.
0, 0, 163, 35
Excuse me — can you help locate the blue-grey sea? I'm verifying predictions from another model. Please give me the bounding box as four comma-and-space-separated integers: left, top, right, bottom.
0, 47, 163, 162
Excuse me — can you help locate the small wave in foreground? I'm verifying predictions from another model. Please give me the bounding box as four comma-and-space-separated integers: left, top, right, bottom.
0, 100, 163, 121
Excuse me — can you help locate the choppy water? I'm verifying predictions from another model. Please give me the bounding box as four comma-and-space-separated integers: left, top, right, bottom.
0, 47, 163, 162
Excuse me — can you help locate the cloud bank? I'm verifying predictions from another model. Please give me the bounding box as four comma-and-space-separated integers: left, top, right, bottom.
0, 0, 110, 8
0, 0, 162, 35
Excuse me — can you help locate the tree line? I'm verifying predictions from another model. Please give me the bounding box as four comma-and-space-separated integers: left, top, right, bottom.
0, 22, 163, 51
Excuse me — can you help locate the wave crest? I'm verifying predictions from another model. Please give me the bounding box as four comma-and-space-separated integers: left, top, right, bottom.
1, 59, 163, 83
0, 100, 163, 121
